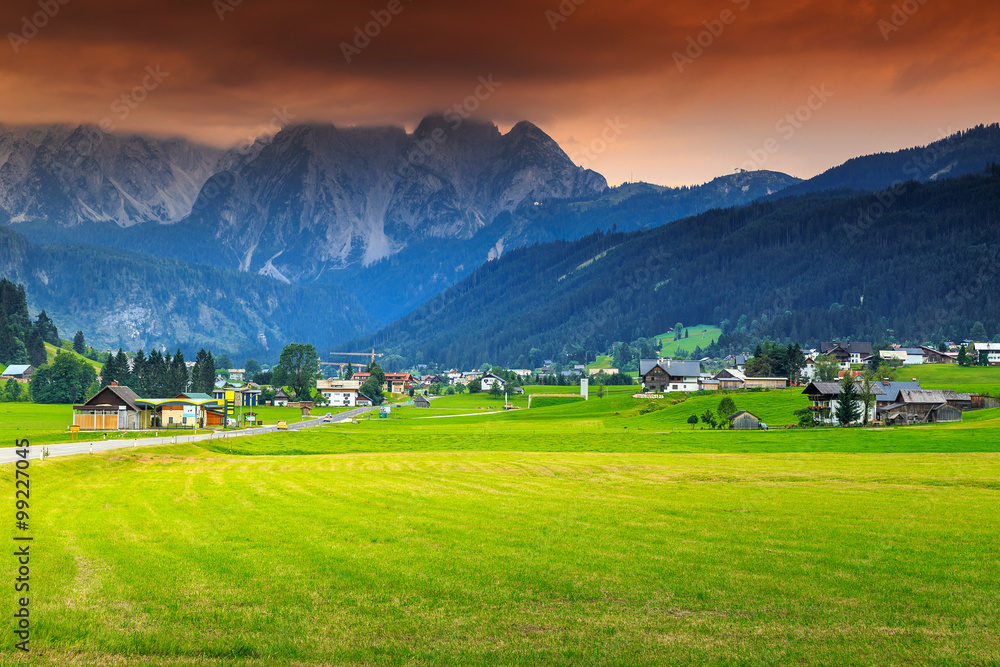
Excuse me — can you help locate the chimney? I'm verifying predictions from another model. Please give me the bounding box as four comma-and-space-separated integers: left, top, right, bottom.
110, 381, 118, 387
883, 379, 889, 386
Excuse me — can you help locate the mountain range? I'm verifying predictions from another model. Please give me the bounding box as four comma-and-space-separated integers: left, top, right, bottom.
1, 119, 998, 359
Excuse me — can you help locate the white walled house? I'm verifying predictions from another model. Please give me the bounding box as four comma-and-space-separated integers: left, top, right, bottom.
316, 379, 362, 407
639, 360, 702, 393
975, 343, 1000, 365
480, 373, 506, 391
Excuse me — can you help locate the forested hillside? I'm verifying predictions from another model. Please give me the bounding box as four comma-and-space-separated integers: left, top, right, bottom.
778, 123, 1000, 197
0, 227, 372, 357
353, 167, 1000, 368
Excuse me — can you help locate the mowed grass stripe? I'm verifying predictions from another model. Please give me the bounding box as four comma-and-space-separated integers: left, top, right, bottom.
5, 449, 1000, 665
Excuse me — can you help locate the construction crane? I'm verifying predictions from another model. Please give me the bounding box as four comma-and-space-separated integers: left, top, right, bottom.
318, 360, 349, 376
329, 349, 384, 367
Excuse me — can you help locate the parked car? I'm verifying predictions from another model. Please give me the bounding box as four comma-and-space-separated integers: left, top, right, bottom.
276, 421, 288, 430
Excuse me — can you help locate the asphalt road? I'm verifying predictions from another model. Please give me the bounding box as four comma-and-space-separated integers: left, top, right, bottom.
0, 401, 413, 465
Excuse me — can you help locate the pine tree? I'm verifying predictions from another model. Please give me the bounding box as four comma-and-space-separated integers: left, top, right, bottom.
26, 328, 47, 368
835, 376, 861, 426
73, 330, 86, 354
34, 310, 60, 346
170, 349, 188, 395
114, 349, 129, 386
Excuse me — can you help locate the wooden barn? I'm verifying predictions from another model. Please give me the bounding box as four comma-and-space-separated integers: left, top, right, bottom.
730, 410, 762, 430
879, 389, 965, 424
73, 384, 154, 431
414, 394, 431, 408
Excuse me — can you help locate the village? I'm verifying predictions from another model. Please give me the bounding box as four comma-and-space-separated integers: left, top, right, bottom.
4, 338, 998, 436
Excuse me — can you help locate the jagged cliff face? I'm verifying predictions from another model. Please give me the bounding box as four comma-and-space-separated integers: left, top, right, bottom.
0, 125, 223, 227
186, 117, 608, 282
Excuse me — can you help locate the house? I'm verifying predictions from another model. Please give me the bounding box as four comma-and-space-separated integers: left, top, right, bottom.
421, 374, 444, 386
714, 368, 788, 390
802, 381, 885, 425
588, 368, 620, 376
879, 389, 965, 424
880, 349, 925, 365
352, 372, 415, 393
715, 368, 747, 390
213, 382, 261, 408
821, 342, 873, 366
699, 378, 720, 391
724, 355, 748, 371
273, 388, 289, 407
414, 394, 431, 408
316, 379, 363, 407
639, 360, 702, 393
356, 393, 374, 408
974, 343, 1000, 366
150, 393, 220, 428
730, 410, 762, 430
229, 369, 246, 382
874, 380, 922, 411
481, 373, 506, 391
73, 383, 155, 431
918, 346, 957, 364
446, 369, 463, 383
1, 365, 34, 382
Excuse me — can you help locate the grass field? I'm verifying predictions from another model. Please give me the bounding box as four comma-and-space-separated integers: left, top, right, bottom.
43, 341, 103, 371
3, 378, 1000, 665
656, 324, 721, 357
905, 364, 1000, 397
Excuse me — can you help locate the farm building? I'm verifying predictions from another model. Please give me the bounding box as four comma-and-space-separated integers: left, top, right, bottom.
878, 389, 965, 424
414, 394, 431, 408
730, 411, 762, 430
73, 384, 155, 431
714, 368, 788, 390
2, 364, 34, 381
273, 388, 289, 407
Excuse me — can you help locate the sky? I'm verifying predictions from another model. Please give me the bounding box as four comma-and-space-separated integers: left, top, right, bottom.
1, 0, 997, 186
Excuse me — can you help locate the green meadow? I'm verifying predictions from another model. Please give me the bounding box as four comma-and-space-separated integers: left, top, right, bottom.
656, 324, 721, 357
2, 374, 1000, 665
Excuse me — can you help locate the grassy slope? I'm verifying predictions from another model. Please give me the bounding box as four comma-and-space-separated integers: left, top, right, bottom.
905, 364, 1000, 397
44, 341, 103, 371
656, 324, 721, 357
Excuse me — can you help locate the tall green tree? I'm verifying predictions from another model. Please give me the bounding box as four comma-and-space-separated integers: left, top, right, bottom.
813, 355, 841, 382
73, 330, 86, 354
25, 328, 47, 368
29, 352, 97, 404
957, 344, 971, 367
359, 377, 384, 405
717, 396, 737, 427
34, 310, 60, 346
170, 349, 188, 395
0, 312, 27, 366
368, 363, 386, 393
215, 353, 233, 371
858, 372, 878, 426
274, 343, 319, 399
970, 321, 988, 342
6, 378, 22, 402
245, 359, 261, 382
835, 375, 861, 426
